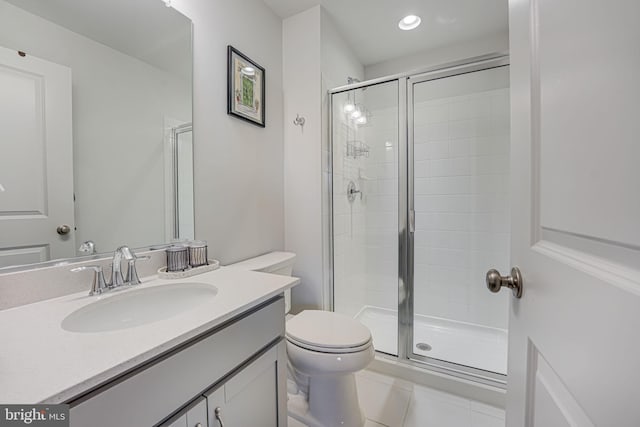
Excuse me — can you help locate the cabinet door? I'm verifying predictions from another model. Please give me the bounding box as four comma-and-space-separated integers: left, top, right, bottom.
205, 387, 224, 427
160, 397, 206, 427
206, 343, 286, 427
163, 413, 187, 427
185, 398, 207, 427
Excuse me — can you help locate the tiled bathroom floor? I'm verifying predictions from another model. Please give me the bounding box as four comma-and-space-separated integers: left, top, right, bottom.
288, 369, 505, 427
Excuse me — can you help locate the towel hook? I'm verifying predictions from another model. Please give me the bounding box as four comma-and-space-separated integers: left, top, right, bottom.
293, 114, 306, 129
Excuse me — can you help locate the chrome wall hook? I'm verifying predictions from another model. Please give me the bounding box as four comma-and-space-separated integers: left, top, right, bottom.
293, 114, 306, 129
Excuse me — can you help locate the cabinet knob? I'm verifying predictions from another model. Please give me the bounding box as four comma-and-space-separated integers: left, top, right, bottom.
214, 407, 225, 427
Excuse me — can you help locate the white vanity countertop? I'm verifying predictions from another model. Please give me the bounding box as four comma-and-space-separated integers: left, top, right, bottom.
0, 267, 299, 404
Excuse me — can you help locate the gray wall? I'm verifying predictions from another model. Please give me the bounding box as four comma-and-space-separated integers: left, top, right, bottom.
174, 0, 285, 265
283, 7, 322, 311
282, 6, 364, 312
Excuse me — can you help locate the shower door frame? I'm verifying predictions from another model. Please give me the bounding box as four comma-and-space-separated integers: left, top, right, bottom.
404, 56, 511, 387
328, 54, 510, 388
171, 122, 194, 240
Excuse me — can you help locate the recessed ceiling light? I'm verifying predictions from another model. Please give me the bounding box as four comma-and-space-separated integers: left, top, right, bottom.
398, 15, 421, 31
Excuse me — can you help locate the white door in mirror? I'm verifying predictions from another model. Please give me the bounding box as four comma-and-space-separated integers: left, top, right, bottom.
0, 46, 75, 267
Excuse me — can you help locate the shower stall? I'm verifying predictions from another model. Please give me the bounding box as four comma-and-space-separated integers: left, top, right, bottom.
329, 55, 510, 386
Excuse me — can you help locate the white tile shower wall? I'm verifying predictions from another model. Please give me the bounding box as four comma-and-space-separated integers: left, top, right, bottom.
363, 104, 399, 312
413, 87, 510, 329
332, 81, 400, 320
332, 97, 370, 318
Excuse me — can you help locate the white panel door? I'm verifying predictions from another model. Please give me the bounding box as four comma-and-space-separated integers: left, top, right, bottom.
0, 46, 74, 267
507, 1, 640, 426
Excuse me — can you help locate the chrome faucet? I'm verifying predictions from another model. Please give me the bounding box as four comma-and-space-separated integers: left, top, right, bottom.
72, 246, 151, 296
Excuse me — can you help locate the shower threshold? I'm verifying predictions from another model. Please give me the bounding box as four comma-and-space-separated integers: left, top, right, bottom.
355, 306, 508, 375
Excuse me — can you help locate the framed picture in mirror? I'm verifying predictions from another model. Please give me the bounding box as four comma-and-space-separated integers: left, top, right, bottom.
227, 45, 265, 127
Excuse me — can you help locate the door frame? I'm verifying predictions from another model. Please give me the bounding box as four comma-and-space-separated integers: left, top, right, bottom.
163, 119, 193, 243
172, 122, 193, 240
328, 53, 511, 389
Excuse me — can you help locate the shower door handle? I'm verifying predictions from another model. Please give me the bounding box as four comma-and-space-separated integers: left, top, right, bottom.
486, 267, 523, 298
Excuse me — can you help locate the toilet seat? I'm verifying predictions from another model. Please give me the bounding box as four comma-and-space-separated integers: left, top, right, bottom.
286, 335, 372, 354
286, 310, 372, 354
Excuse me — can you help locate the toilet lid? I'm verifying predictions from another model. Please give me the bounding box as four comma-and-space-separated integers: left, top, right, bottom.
286, 310, 372, 351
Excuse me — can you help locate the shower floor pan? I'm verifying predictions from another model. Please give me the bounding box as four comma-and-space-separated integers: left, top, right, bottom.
355, 306, 508, 375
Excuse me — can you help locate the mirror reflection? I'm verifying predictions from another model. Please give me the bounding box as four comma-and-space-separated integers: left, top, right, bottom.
0, 0, 193, 269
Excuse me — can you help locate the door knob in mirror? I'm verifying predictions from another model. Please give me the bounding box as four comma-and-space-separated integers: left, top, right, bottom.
56, 224, 71, 235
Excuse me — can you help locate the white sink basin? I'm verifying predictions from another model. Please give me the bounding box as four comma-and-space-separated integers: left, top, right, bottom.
62, 282, 218, 333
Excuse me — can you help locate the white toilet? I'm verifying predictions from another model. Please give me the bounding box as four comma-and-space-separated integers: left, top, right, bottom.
229, 252, 374, 427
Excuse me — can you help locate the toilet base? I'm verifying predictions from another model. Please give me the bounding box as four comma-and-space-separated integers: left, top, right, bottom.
287, 373, 365, 427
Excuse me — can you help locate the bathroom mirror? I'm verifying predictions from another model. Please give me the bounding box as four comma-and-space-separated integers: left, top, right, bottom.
0, 0, 193, 269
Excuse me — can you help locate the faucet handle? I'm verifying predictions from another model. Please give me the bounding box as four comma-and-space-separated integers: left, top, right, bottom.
125, 255, 151, 285
120, 246, 135, 260
72, 265, 108, 296
111, 265, 125, 287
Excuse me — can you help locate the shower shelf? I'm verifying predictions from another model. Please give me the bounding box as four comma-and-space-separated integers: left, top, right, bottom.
346, 140, 370, 158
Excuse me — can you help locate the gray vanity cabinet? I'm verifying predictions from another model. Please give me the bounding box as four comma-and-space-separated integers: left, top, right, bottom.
161, 342, 285, 427
205, 343, 284, 427
68, 297, 287, 427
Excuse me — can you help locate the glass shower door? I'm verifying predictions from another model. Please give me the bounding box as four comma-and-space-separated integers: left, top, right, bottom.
408, 65, 511, 377
331, 80, 399, 356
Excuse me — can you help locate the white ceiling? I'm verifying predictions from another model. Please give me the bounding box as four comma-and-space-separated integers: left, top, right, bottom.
263, 0, 508, 66
4, 0, 192, 79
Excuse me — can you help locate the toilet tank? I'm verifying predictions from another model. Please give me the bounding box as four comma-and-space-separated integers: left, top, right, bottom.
228, 252, 296, 313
